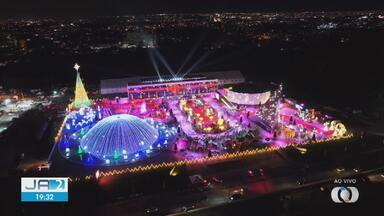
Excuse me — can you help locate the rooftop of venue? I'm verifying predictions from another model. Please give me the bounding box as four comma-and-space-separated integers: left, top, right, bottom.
100, 70, 245, 95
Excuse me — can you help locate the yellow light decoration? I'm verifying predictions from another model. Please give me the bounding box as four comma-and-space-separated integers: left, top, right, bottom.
66, 133, 354, 183
204, 127, 213, 132
333, 122, 347, 137
73, 65, 92, 108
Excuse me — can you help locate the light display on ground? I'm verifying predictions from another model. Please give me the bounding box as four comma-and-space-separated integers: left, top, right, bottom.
99, 98, 174, 123
80, 114, 159, 159
67, 133, 353, 183
55, 72, 352, 171
179, 97, 229, 134
58, 112, 176, 166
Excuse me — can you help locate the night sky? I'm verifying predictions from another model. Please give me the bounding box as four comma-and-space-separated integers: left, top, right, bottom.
2, 0, 384, 18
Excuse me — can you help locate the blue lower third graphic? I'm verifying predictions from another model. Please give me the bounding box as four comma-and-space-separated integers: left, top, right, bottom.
21, 192, 68, 202
21, 177, 69, 202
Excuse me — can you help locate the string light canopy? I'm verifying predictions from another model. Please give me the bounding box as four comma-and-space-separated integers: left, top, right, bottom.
80, 114, 159, 159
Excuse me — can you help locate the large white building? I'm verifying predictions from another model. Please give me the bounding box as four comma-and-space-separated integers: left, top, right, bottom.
100, 70, 245, 97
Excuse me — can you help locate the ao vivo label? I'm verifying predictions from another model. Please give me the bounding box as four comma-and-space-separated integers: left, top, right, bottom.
21, 177, 68, 202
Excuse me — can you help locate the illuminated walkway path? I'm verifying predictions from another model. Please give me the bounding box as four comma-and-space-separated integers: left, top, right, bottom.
279, 104, 333, 138
202, 95, 239, 128
168, 97, 240, 139
203, 94, 262, 130
168, 99, 199, 137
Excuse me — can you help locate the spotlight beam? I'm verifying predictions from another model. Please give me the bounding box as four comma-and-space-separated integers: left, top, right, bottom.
181, 50, 212, 78
152, 49, 176, 78
147, 49, 162, 80
176, 35, 205, 76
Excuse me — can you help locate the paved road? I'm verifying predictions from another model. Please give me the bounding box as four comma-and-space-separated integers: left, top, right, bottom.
92, 138, 384, 216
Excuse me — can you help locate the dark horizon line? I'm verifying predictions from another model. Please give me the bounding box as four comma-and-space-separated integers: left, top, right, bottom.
1, 9, 383, 21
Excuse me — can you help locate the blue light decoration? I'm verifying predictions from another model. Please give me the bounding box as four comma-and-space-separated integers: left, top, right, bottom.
63, 107, 102, 133
80, 114, 159, 159
58, 111, 176, 166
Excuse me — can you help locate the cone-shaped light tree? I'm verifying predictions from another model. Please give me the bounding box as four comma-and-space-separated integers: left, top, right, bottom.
73, 63, 92, 108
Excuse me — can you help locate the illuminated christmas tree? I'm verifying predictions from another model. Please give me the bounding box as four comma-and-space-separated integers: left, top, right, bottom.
73, 63, 92, 108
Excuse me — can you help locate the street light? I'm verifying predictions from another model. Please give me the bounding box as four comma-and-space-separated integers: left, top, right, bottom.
169, 167, 178, 176
95, 169, 100, 180
294, 146, 307, 154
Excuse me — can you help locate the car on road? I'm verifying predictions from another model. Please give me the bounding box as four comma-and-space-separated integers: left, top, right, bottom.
228, 188, 245, 202
211, 176, 223, 184
296, 177, 306, 185
182, 204, 195, 212
190, 175, 212, 191
229, 193, 243, 201
247, 168, 264, 177
198, 183, 212, 192
145, 207, 159, 214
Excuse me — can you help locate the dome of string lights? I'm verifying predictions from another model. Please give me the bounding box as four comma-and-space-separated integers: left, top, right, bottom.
80, 114, 159, 159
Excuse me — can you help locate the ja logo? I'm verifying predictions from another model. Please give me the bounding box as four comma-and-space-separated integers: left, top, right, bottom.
21, 177, 68, 202
24, 179, 66, 191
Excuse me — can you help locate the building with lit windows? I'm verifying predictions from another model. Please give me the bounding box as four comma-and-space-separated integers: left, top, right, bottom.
100, 70, 245, 98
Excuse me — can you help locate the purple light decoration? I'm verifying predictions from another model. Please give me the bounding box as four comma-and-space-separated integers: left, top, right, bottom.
80, 114, 159, 159
140, 102, 147, 114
